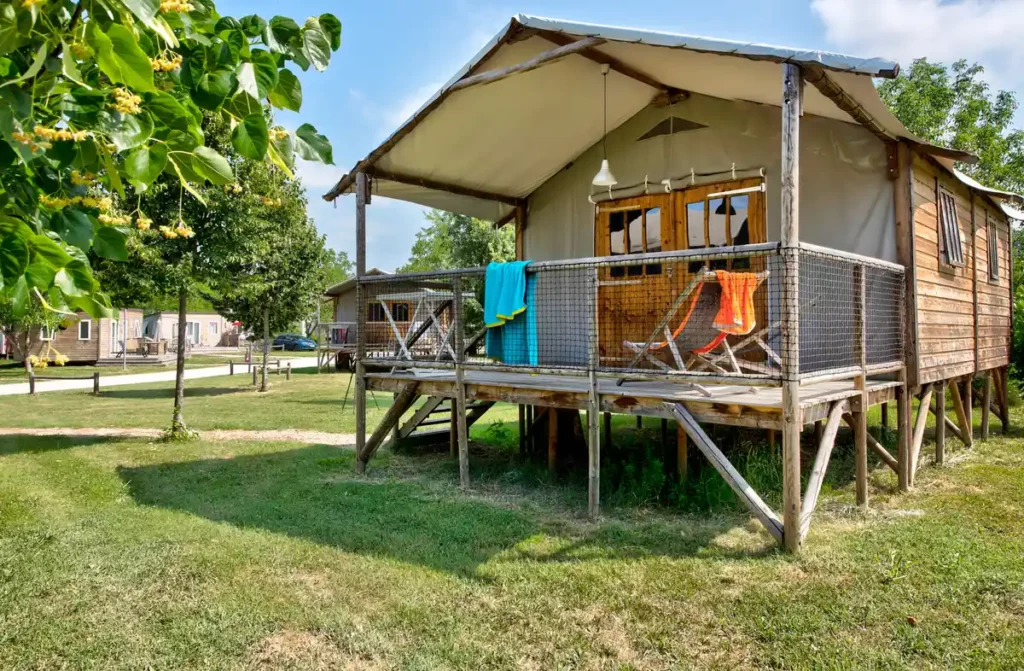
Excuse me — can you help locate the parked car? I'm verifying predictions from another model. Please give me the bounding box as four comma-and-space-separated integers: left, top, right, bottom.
272, 334, 317, 351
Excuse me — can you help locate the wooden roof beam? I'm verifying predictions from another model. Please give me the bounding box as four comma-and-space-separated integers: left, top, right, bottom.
369, 168, 525, 209
804, 65, 977, 165
537, 29, 685, 97
449, 37, 606, 93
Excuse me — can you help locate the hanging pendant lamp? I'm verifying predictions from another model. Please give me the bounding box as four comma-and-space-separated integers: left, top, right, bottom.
592, 63, 617, 187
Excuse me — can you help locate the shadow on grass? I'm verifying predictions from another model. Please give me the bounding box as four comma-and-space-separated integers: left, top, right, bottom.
117, 444, 764, 576
99, 387, 243, 400
0, 435, 128, 456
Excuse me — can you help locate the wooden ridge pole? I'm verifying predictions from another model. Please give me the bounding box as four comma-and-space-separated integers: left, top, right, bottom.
780, 63, 803, 552
354, 171, 369, 473
449, 37, 605, 92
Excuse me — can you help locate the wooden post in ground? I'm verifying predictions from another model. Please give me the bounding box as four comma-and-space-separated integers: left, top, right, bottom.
93, 372, 100, 395
354, 171, 369, 473
981, 371, 991, 440
252, 366, 257, 386
452, 275, 470, 488
814, 420, 823, 444
28, 371, 35, 395
935, 380, 946, 465
910, 384, 934, 485
230, 360, 235, 376
881, 402, 889, 429
603, 412, 612, 452
636, 415, 642, 430
853, 262, 868, 507
285, 363, 291, 381
896, 369, 911, 491
587, 266, 601, 518
518, 405, 526, 456
780, 62, 803, 552
547, 407, 558, 473
949, 376, 973, 448
677, 426, 688, 480
999, 366, 1010, 433
963, 375, 973, 432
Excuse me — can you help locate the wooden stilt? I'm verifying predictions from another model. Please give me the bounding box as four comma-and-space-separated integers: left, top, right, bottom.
661, 418, 668, 448
671, 403, 783, 542
603, 412, 612, 454
801, 401, 844, 539
963, 376, 973, 429
449, 402, 457, 457
676, 425, 688, 480
896, 371, 910, 492
853, 377, 868, 506
814, 420, 824, 444
518, 404, 526, 455
998, 366, 1010, 433
948, 376, 973, 448
935, 380, 946, 466
358, 382, 420, 465
981, 372, 991, 440
547, 407, 558, 473
881, 402, 889, 429
909, 383, 934, 483
354, 171, 369, 473
768, 429, 777, 449
636, 415, 642, 430
588, 371, 601, 518
452, 276, 470, 488
843, 413, 898, 473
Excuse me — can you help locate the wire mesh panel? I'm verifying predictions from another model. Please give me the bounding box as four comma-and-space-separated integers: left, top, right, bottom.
357, 243, 903, 384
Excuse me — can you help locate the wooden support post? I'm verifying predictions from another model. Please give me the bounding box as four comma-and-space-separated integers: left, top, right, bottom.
814, 420, 823, 444
252, 366, 257, 386
518, 405, 526, 456
452, 275, 470, 488
588, 371, 601, 518
676, 426, 688, 480
842, 413, 899, 473
1000, 366, 1010, 433
981, 372, 991, 440
801, 401, 844, 539
636, 415, 642, 430
948, 376, 973, 448
881, 402, 889, 429
603, 412, 612, 453
853, 262, 868, 507
935, 380, 946, 466
357, 382, 420, 465
780, 62, 803, 552
896, 370, 910, 492
28, 371, 35, 395
230, 360, 235, 376
547, 407, 558, 473
767, 429, 776, 448
449, 402, 457, 458
671, 403, 783, 542
963, 376, 973, 431
354, 171, 369, 473
285, 363, 291, 381
910, 383, 934, 483
93, 372, 100, 395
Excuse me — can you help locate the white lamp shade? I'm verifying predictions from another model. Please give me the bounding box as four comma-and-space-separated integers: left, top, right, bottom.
592, 159, 618, 187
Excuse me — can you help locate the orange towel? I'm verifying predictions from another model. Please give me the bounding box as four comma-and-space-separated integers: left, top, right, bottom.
712, 271, 760, 336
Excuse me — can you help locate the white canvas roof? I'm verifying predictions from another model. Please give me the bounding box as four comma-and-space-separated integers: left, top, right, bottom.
325, 14, 1015, 220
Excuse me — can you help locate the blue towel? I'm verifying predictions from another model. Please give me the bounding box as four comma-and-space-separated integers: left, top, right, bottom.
484, 261, 531, 327
484, 261, 537, 365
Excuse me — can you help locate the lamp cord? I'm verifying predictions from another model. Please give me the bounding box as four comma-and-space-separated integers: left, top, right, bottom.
602, 69, 608, 160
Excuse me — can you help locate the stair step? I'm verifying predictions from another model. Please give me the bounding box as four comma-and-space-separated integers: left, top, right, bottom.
417, 417, 453, 428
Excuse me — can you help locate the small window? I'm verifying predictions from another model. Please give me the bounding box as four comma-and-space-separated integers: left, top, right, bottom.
938, 189, 965, 266
40, 327, 56, 341
78, 320, 91, 340
607, 206, 661, 277
609, 211, 626, 278
210, 321, 219, 335
133, 320, 142, 337
392, 303, 410, 321
367, 303, 387, 322
988, 212, 1000, 281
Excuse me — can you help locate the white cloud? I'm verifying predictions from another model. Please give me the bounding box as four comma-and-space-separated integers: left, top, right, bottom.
295, 159, 343, 191
812, 0, 1024, 86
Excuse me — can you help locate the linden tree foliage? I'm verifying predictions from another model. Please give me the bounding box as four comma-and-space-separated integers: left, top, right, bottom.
0, 0, 339, 320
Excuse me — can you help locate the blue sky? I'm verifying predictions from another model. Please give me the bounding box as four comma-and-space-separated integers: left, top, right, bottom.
216, 0, 1024, 272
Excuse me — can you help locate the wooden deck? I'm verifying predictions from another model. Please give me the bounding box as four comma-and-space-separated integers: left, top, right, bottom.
366, 369, 900, 430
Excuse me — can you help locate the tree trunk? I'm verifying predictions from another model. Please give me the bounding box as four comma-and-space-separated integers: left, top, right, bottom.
170, 289, 188, 435
260, 306, 270, 392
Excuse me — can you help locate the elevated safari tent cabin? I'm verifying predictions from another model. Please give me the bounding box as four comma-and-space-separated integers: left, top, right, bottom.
324, 15, 1020, 551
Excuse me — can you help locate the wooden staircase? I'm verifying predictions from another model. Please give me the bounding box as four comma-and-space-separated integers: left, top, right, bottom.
392, 395, 495, 448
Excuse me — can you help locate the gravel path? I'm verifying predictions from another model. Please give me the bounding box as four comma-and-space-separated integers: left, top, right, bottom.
0, 427, 356, 446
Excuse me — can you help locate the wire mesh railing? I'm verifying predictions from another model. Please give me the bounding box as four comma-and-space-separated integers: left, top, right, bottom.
357, 242, 904, 386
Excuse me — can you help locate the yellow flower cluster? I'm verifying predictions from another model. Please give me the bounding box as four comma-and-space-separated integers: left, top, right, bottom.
268, 128, 289, 142
28, 355, 47, 369
34, 126, 90, 142
11, 131, 49, 151
136, 215, 153, 231
39, 193, 113, 211
28, 351, 69, 368
53, 353, 69, 366
159, 0, 194, 12
70, 43, 91, 59
71, 170, 97, 186
111, 88, 142, 115
98, 213, 132, 225
22, 0, 44, 8
260, 196, 283, 208
151, 54, 183, 72
224, 183, 244, 194
158, 222, 195, 239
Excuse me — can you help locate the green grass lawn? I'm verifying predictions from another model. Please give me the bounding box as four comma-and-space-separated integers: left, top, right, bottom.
0, 356, 247, 384
1, 406, 1023, 668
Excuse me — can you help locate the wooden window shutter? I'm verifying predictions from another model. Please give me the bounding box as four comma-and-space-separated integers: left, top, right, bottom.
938, 189, 964, 266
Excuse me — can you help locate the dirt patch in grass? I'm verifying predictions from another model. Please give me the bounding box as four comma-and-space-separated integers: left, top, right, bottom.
0, 426, 355, 446
247, 629, 388, 671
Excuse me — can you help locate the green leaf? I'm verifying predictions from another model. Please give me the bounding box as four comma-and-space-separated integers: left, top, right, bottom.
250, 50, 279, 98
167, 154, 207, 205
193, 69, 237, 110
25, 260, 54, 289
67, 293, 114, 319
125, 144, 169, 185
231, 113, 268, 160
223, 90, 262, 119
240, 15, 267, 38
267, 137, 294, 176
49, 209, 95, 251
146, 92, 192, 131
87, 23, 155, 93
215, 16, 241, 32
99, 110, 154, 151
269, 17, 301, 47
192, 146, 233, 184
54, 260, 94, 297
0, 232, 29, 282
29, 235, 72, 267
0, 43, 47, 89
122, 0, 160, 25
319, 14, 342, 51
268, 67, 301, 111
6, 276, 28, 318
301, 18, 331, 72
61, 43, 89, 88
93, 226, 128, 261
294, 123, 333, 164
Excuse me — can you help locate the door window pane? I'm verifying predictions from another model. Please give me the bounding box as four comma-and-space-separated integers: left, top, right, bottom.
645, 207, 662, 275
686, 202, 705, 249
626, 209, 644, 276
731, 195, 751, 269
609, 211, 626, 277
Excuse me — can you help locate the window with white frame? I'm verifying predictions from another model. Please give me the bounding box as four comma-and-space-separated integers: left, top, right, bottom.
40, 326, 56, 341
210, 321, 219, 335
133, 320, 142, 337
78, 319, 91, 340
987, 211, 1000, 281
938, 188, 965, 266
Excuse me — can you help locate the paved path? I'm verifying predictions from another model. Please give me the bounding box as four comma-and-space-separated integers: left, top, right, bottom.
0, 427, 356, 446
0, 357, 319, 397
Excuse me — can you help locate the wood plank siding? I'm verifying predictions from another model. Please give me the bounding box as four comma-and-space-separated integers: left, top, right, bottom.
910, 155, 1011, 384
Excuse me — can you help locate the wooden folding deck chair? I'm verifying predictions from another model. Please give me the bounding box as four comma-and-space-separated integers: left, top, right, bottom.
622, 269, 774, 394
